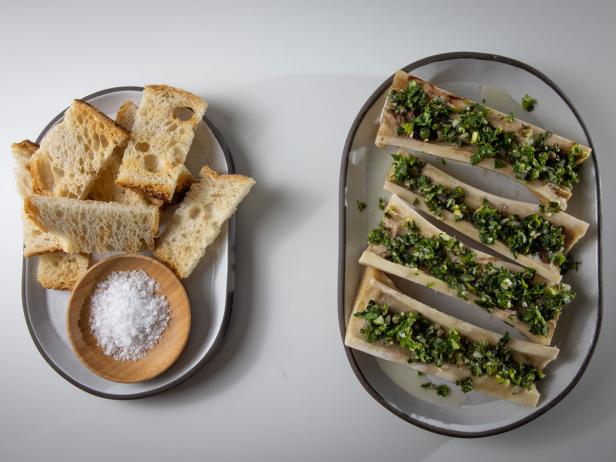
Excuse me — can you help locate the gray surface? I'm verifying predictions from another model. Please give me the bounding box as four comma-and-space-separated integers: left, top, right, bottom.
0, 0, 614, 460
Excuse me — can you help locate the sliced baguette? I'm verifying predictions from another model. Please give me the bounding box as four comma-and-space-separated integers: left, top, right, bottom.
24, 196, 159, 254
377, 71, 593, 210
154, 165, 255, 278
345, 268, 559, 406
385, 152, 589, 282
37, 252, 89, 290
29, 100, 129, 199
360, 195, 565, 345
116, 85, 207, 202
12, 140, 64, 256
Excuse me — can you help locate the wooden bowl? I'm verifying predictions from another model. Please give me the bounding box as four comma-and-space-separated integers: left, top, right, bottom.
67, 254, 191, 383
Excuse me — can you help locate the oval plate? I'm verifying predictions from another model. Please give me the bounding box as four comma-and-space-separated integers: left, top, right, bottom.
338, 53, 602, 437
22, 87, 234, 399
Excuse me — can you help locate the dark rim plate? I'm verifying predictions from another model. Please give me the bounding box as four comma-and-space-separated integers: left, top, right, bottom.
338, 52, 603, 437
21, 86, 235, 400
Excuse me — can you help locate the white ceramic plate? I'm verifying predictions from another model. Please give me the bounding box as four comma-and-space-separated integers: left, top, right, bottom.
339, 53, 602, 437
22, 87, 235, 399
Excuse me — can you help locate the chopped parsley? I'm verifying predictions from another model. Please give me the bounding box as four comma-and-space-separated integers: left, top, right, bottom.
357, 200, 367, 212
389, 153, 568, 268
521, 94, 537, 112
472, 199, 566, 266
560, 255, 581, 275
421, 382, 450, 397
391, 154, 468, 221
456, 377, 474, 393
387, 81, 588, 189
368, 216, 575, 336
356, 301, 544, 391
378, 197, 386, 210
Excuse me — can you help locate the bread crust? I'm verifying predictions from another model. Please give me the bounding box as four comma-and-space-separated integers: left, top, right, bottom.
145, 84, 208, 114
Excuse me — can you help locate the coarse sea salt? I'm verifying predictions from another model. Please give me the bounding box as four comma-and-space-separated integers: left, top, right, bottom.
89, 270, 170, 361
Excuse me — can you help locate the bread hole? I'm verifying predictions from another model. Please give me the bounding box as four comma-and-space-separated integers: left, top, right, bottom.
136, 142, 150, 152
167, 139, 177, 148
173, 147, 183, 163
167, 123, 178, 133
32, 229, 41, 237
188, 206, 200, 219
92, 135, 100, 152
142, 154, 160, 173
53, 166, 64, 178
100, 135, 109, 148
84, 144, 90, 153
54, 209, 64, 219
172, 107, 194, 121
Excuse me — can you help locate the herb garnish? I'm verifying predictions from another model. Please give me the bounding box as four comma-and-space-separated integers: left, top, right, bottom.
421, 382, 450, 397
387, 81, 587, 189
357, 200, 367, 212
456, 377, 474, 393
356, 301, 544, 391
391, 154, 468, 221
378, 197, 386, 210
522, 94, 537, 112
472, 199, 566, 266
368, 216, 575, 335
390, 153, 568, 268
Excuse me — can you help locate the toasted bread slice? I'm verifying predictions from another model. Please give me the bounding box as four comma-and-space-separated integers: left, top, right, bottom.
87, 155, 150, 205
13, 141, 89, 286
113, 100, 195, 204
116, 85, 207, 202
24, 196, 160, 254
12, 140, 64, 256
37, 252, 89, 290
29, 100, 129, 199
154, 166, 254, 278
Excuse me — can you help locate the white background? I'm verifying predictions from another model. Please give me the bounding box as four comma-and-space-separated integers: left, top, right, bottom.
0, 1, 614, 460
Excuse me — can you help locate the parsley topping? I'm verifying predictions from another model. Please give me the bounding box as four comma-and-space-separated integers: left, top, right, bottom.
421, 382, 450, 397
367, 215, 575, 336
378, 197, 386, 210
387, 81, 587, 189
456, 377, 474, 393
357, 200, 367, 212
522, 94, 537, 112
390, 153, 568, 268
391, 154, 468, 221
356, 301, 545, 391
